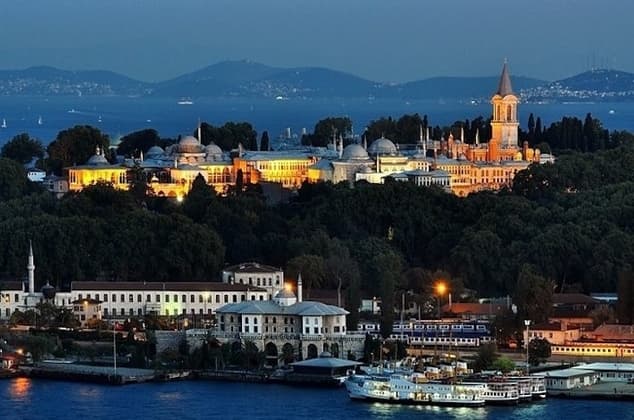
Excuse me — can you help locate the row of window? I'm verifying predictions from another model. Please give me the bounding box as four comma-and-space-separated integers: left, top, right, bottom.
77, 292, 265, 304
552, 346, 634, 354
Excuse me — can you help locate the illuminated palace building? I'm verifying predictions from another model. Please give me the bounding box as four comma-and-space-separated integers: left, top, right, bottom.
66, 62, 553, 197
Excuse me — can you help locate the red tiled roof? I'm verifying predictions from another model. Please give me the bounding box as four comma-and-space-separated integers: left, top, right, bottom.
442, 303, 507, 316
552, 293, 600, 305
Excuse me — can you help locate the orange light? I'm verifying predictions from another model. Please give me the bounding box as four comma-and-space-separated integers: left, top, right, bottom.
284, 283, 293, 292
435, 282, 447, 296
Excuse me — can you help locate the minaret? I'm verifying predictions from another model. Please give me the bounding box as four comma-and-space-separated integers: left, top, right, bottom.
297, 273, 303, 303
27, 241, 35, 294
460, 126, 465, 143
490, 60, 519, 148
197, 119, 202, 144
475, 128, 480, 145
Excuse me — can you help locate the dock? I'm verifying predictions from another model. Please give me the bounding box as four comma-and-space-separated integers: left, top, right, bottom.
20, 363, 156, 385
548, 382, 634, 401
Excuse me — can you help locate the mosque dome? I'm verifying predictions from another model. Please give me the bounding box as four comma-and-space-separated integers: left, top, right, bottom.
275, 289, 296, 300
368, 137, 397, 156
178, 135, 203, 153
146, 145, 165, 158
341, 143, 370, 160
41, 282, 56, 300
86, 153, 109, 166
205, 142, 223, 156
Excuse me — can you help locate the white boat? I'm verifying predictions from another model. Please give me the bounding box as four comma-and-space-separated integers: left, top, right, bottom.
37, 116, 43, 125
345, 373, 486, 407
462, 380, 520, 405
1, 118, 6, 128
508, 375, 546, 399
177, 98, 194, 105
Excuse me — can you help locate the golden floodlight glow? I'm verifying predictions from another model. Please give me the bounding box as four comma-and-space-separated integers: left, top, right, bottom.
435, 281, 447, 296
284, 283, 293, 292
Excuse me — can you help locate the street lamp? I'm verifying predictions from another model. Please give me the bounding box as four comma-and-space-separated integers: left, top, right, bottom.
435, 282, 447, 319
524, 319, 531, 375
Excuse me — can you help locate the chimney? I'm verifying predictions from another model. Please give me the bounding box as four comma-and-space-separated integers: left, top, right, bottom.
297, 273, 303, 302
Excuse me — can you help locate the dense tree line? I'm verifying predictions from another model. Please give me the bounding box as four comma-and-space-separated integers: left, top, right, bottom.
1, 117, 634, 335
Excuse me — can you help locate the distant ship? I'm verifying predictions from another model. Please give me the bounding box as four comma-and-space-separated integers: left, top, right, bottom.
98, 115, 102, 123
1, 118, 6, 128
37, 116, 43, 125
177, 98, 194, 105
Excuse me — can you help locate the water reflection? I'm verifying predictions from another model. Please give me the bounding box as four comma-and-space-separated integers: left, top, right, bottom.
9, 377, 31, 399
157, 391, 184, 401
77, 386, 103, 399
367, 402, 488, 419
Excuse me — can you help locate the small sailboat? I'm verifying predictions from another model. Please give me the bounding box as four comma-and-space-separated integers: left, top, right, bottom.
1, 118, 6, 128
98, 115, 103, 123
37, 116, 43, 125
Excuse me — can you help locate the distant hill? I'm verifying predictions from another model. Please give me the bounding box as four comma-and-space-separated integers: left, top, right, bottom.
0, 66, 150, 96
151, 60, 384, 98
2, 62, 634, 102
397, 75, 545, 100
521, 69, 634, 102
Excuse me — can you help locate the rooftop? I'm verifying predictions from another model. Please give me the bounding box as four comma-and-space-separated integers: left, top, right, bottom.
71, 281, 266, 292
223, 262, 282, 274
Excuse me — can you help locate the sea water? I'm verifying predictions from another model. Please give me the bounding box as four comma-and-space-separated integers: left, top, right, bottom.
1, 378, 631, 420
0, 96, 632, 146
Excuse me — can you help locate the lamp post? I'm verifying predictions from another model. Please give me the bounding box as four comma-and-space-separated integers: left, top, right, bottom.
435, 282, 447, 319
524, 319, 531, 375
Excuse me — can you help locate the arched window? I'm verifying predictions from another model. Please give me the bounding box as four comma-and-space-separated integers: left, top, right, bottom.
507, 105, 512, 121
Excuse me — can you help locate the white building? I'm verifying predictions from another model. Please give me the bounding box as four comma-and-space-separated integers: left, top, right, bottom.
544, 368, 597, 390
70, 281, 268, 319
222, 262, 284, 300
214, 275, 364, 360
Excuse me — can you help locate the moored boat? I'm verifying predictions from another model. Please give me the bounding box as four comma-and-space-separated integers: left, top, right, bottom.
462, 380, 520, 405
345, 373, 486, 407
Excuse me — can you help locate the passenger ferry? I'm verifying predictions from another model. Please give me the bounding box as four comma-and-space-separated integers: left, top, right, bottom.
462, 380, 520, 405
345, 373, 486, 407
508, 376, 546, 399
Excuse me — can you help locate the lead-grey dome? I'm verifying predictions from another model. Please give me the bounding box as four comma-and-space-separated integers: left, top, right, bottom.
368, 137, 397, 156
178, 135, 203, 153
146, 145, 165, 158
86, 153, 109, 166
342, 144, 370, 160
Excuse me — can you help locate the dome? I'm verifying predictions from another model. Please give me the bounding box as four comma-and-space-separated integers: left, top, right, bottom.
178, 135, 203, 153
205, 142, 223, 155
86, 153, 109, 166
146, 145, 165, 158
341, 144, 369, 160
275, 289, 296, 300
368, 137, 397, 156
41, 282, 56, 300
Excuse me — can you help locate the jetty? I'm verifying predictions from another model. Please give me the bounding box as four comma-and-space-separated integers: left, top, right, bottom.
547, 382, 634, 401
20, 362, 156, 385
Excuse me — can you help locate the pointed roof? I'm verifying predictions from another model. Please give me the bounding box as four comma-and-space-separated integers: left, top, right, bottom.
495, 60, 514, 96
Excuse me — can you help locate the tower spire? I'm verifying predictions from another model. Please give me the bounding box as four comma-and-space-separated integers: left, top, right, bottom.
496, 60, 514, 96
27, 240, 35, 294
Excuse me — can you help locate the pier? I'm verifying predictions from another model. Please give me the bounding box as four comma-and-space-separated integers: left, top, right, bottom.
20, 363, 156, 385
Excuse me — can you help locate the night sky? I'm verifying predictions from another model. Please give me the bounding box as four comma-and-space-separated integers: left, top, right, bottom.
1, 0, 631, 82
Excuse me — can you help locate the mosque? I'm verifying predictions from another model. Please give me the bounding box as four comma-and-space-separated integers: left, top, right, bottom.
65, 62, 553, 198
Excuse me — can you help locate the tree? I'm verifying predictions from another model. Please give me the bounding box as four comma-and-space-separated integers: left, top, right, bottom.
492, 356, 516, 374
528, 338, 551, 365
47, 125, 110, 174
302, 117, 352, 147
1, 133, 44, 164
0, 158, 30, 200
182, 174, 216, 223
117, 128, 165, 157
513, 264, 553, 324
260, 130, 270, 151
286, 255, 326, 294
472, 343, 497, 372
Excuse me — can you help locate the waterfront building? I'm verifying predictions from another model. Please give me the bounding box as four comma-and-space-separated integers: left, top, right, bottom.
69, 281, 267, 320
214, 275, 364, 361
543, 368, 597, 390
572, 363, 634, 382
